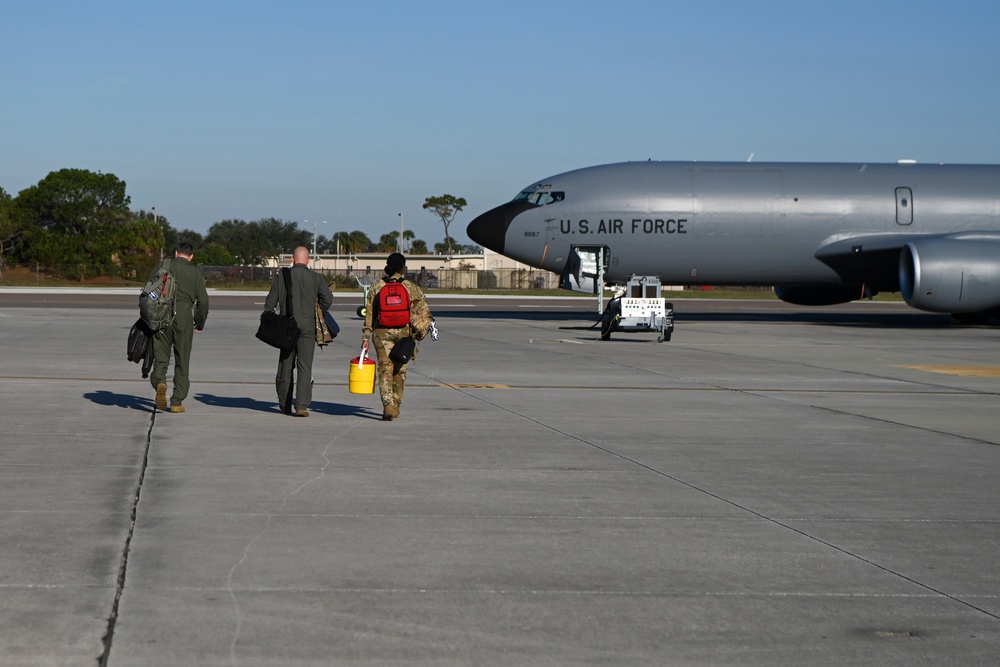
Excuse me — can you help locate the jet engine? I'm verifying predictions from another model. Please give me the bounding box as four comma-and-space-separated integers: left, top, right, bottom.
899, 237, 1000, 313
773, 285, 868, 306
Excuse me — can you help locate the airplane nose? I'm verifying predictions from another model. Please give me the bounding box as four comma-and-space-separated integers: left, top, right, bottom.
467, 204, 510, 254
467, 201, 538, 255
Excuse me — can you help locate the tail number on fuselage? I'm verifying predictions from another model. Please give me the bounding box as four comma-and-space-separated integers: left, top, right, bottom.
559, 219, 688, 235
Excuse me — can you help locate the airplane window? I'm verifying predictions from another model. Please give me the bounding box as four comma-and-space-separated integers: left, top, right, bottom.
514, 191, 544, 204
514, 191, 565, 205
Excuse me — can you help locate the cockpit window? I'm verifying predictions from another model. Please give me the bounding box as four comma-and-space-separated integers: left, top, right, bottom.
514, 190, 565, 206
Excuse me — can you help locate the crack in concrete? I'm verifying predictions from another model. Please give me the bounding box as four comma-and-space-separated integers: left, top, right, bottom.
97, 408, 155, 665
226, 421, 361, 666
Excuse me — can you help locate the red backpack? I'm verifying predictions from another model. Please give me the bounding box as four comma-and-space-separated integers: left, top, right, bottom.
376, 279, 411, 328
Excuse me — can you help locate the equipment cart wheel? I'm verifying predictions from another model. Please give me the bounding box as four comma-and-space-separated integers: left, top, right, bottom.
659, 302, 674, 342
354, 275, 375, 319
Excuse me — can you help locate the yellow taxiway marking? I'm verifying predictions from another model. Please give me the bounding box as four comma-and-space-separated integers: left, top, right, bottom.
898, 365, 1000, 377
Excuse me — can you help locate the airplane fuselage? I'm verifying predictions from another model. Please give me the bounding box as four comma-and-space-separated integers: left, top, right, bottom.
467, 161, 1000, 314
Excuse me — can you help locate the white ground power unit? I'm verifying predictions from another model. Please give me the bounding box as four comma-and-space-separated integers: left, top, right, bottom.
600, 275, 674, 342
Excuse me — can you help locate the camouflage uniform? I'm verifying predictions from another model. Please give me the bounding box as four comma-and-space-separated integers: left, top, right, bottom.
363, 272, 431, 417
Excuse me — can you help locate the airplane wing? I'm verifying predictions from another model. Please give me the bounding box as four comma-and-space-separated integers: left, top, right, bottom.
815, 231, 1000, 312
815, 233, 921, 259
810, 233, 921, 291
815, 231, 1000, 260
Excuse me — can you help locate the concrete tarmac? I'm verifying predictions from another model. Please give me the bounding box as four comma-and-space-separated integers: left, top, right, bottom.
1, 289, 999, 666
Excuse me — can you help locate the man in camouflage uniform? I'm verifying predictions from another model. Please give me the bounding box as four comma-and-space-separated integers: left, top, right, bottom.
150, 242, 209, 414
362, 252, 432, 421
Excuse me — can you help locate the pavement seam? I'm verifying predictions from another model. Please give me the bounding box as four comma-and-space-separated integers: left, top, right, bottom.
433, 378, 1000, 623
97, 406, 155, 666
740, 387, 1000, 449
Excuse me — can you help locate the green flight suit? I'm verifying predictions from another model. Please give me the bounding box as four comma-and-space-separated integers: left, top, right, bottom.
148, 256, 210, 407
264, 263, 333, 412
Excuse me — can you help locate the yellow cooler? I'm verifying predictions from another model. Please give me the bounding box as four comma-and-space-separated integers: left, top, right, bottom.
349, 355, 376, 394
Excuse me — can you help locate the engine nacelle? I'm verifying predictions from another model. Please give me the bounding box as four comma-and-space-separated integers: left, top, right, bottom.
773, 284, 868, 306
899, 237, 1000, 313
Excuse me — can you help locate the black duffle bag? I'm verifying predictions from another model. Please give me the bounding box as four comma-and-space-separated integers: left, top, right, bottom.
255, 267, 301, 351
256, 311, 301, 351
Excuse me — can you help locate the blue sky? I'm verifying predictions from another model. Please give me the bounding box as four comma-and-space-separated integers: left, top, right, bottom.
2, 1, 999, 246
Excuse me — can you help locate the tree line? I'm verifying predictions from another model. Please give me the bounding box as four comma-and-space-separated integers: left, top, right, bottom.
0, 168, 475, 279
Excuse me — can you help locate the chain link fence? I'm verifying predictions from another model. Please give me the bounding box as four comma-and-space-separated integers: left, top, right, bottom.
2, 263, 561, 290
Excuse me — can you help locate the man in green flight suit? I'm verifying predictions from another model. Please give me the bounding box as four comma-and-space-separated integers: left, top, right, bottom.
264, 246, 334, 416
151, 242, 210, 413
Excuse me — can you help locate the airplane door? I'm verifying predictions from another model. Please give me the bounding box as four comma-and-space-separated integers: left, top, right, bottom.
560, 245, 608, 295
895, 187, 913, 225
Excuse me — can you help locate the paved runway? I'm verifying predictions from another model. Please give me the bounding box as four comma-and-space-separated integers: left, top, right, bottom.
1, 289, 999, 665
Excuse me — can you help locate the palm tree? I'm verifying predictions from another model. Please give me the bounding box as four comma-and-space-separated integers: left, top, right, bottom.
332, 231, 352, 255
347, 230, 372, 253
402, 229, 415, 253
378, 233, 397, 253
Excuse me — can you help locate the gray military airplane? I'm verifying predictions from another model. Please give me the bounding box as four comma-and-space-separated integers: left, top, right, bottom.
466, 160, 1000, 321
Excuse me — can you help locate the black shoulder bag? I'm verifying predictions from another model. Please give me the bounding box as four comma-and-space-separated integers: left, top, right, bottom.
255, 268, 302, 351
389, 335, 416, 364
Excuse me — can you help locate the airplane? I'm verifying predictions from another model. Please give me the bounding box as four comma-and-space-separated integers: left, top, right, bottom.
466, 160, 1000, 322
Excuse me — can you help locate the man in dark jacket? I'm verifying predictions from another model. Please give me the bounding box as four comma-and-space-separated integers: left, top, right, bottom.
264, 246, 333, 416
151, 242, 210, 413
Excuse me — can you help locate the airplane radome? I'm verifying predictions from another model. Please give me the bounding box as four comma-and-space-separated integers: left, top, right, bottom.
466, 160, 1000, 321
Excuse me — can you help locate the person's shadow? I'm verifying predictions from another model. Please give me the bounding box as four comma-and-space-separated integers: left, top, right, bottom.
195, 393, 381, 419
84, 390, 154, 412
82, 391, 381, 420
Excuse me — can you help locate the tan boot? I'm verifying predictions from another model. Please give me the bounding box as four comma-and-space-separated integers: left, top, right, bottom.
382, 403, 399, 421
169, 404, 185, 414
155, 383, 168, 411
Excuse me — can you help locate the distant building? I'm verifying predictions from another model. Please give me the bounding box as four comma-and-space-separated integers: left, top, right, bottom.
266, 250, 559, 291
270, 250, 530, 273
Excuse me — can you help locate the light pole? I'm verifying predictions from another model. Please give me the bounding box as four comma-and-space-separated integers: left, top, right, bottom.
398, 213, 403, 254
312, 220, 327, 262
